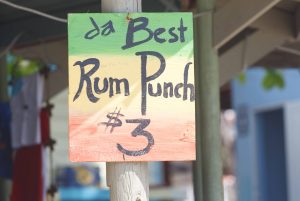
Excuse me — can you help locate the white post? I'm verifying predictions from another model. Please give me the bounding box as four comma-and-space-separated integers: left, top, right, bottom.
101, 1, 149, 201
106, 163, 148, 201
102, 0, 141, 12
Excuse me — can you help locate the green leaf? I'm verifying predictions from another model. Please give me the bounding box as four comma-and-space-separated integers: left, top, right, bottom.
261, 69, 285, 90
237, 72, 246, 84
262, 73, 274, 90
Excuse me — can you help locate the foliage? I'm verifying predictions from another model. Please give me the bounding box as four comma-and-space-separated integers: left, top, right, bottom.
261, 69, 285, 90
236, 69, 285, 90
237, 72, 246, 84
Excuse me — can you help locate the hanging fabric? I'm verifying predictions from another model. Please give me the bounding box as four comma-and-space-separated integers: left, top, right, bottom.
7, 53, 58, 201
4, 50, 59, 201
10, 145, 44, 201
7, 54, 42, 79
40, 107, 51, 145
10, 75, 48, 201
10, 72, 44, 149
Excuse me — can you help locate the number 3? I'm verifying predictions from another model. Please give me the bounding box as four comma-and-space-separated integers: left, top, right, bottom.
117, 119, 154, 156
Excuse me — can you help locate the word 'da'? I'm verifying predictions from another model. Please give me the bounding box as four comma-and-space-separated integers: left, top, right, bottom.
84, 17, 115, 39
73, 51, 195, 115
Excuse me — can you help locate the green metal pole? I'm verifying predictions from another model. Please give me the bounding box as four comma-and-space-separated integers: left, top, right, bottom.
193, 17, 204, 201
195, 0, 224, 201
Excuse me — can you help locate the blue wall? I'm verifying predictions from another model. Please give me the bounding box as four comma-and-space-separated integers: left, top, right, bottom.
231, 68, 300, 201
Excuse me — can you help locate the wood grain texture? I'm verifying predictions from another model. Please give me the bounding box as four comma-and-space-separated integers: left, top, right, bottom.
102, 0, 141, 12
107, 162, 148, 201
102, 2, 148, 201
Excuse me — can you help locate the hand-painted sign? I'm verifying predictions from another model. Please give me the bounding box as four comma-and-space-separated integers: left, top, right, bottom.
68, 13, 195, 162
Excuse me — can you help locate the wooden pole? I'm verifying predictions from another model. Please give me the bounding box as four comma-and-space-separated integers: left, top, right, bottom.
195, 0, 224, 201
101, 1, 149, 201
106, 163, 148, 201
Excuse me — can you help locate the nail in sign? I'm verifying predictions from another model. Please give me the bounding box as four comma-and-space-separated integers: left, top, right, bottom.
68, 13, 195, 162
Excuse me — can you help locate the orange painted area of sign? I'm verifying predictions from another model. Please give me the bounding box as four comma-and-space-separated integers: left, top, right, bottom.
68, 13, 195, 162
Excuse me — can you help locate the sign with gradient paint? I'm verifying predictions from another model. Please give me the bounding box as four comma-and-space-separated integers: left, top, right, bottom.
68, 13, 195, 162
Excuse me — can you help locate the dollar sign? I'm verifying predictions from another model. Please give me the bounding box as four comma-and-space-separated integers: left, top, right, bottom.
101, 107, 124, 133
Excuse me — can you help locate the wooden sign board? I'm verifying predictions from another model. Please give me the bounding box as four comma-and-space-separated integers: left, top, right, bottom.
68, 13, 195, 162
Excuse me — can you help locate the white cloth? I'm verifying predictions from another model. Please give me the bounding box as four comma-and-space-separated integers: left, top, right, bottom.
10, 73, 44, 149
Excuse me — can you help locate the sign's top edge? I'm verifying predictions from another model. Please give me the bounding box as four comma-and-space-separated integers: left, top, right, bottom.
68, 12, 193, 16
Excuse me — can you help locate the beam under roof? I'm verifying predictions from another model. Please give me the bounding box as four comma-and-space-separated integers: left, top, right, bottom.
219, 8, 294, 86
214, 0, 281, 49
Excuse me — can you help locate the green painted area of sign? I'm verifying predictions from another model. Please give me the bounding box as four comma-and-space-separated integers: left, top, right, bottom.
68, 13, 193, 57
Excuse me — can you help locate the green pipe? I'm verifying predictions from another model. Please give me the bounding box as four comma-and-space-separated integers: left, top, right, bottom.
193, 16, 204, 201
194, 0, 223, 200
